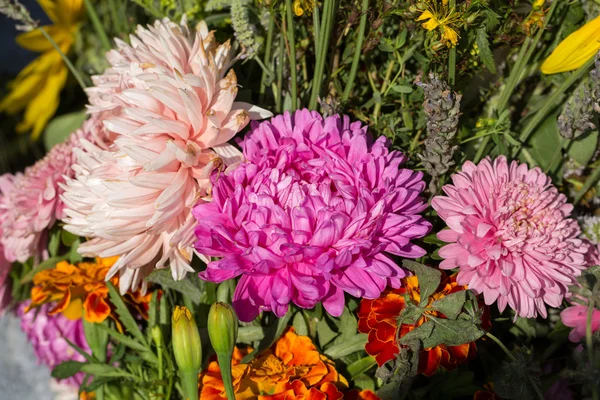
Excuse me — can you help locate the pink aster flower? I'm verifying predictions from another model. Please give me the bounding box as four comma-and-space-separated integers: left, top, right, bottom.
431, 156, 588, 319
561, 303, 600, 342
62, 19, 270, 293
18, 301, 90, 387
0, 117, 109, 264
193, 109, 431, 322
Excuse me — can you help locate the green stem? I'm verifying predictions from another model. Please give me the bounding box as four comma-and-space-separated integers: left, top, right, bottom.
217, 353, 236, 400
309, 0, 334, 109
341, 0, 368, 102
313, 7, 321, 56
586, 299, 599, 400
575, 161, 600, 204
38, 27, 87, 90
486, 332, 544, 400
152, 329, 164, 396
448, 0, 456, 86
83, 0, 111, 52
180, 371, 198, 400
259, 10, 275, 103
275, 34, 285, 113
373, 61, 396, 123
284, 0, 298, 110
107, 0, 124, 36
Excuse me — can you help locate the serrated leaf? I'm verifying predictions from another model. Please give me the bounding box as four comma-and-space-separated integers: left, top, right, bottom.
476, 28, 496, 74
399, 321, 434, 346
107, 282, 147, 346
402, 261, 441, 307
43, 111, 87, 151
331, 307, 358, 346
424, 318, 484, 348
431, 290, 466, 320
568, 130, 599, 165
323, 333, 367, 359
52, 361, 86, 379
145, 269, 202, 303
93, 323, 150, 354
317, 315, 339, 348
84, 320, 109, 363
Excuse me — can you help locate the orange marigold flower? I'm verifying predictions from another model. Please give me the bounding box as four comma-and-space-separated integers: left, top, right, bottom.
357, 273, 490, 376
26, 256, 152, 324
198, 328, 376, 400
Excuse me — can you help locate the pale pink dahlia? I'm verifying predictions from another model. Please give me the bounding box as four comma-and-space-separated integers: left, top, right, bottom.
561, 303, 600, 342
193, 109, 431, 321
0, 117, 108, 264
62, 19, 270, 293
431, 156, 588, 319
18, 302, 90, 386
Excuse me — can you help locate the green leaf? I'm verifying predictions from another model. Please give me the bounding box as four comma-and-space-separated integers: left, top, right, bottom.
93, 323, 151, 354
48, 230, 61, 258
238, 326, 266, 343
431, 290, 466, 320
316, 316, 339, 348
347, 356, 377, 378
568, 130, 599, 165
81, 364, 139, 380
292, 311, 309, 336
526, 112, 562, 172
399, 321, 434, 346
107, 282, 147, 346
241, 310, 292, 364
402, 261, 441, 307
84, 320, 109, 363
331, 307, 358, 346
423, 318, 485, 348
52, 361, 86, 379
145, 269, 203, 302
391, 85, 413, 94
43, 111, 87, 151
353, 374, 376, 391
323, 333, 367, 359
20, 256, 67, 283
476, 28, 497, 74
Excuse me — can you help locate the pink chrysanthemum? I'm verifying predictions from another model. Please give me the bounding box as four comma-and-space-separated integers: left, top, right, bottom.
431, 156, 588, 318
62, 19, 270, 294
561, 303, 600, 342
0, 117, 108, 264
193, 109, 431, 321
18, 302, 90, 387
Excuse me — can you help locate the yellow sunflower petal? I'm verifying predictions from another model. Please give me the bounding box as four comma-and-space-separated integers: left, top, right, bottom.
55, 0, 84, 26
541, 14, 600, 74
15, 26, 60, 52
36, 0, 60, 24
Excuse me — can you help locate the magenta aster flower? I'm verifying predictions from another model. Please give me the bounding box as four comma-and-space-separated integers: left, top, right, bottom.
18, 302, 90, 386
62, 19, 270, 293
0, 117, 109, 264
431, 156, 588, 318
193, 109, 431, 321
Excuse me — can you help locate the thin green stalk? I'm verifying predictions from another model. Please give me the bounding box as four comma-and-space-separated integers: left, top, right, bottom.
130, 0, 163, 18
152, 329, 164, 396
373, 60, 396, 122
217, 353, 236, 400
514, 56, 595, 158
284, 0, 298, 110
486, 332, 544, 400
313, 7, 321, 56
275, 34, 285, 113
448, 0, 456, 86
575, 162, 600, 204
309, 0, 334, 109
38, 27, 87, 90
341, 0, 368, 102
586, 299, 599, 400
84, 0, 111, 52
107, 0, 125, 36
259, 10, 275, 103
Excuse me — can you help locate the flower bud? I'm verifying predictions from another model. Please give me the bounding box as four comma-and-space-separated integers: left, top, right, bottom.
171, 306, 202, 374
207, 302, 238, 357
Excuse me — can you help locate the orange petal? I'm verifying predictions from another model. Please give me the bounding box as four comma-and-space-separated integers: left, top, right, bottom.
83, 292, 112, 323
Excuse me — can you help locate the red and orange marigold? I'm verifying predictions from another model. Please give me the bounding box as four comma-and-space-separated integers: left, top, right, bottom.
357, 273, 490, 376
198, 328, 379, 399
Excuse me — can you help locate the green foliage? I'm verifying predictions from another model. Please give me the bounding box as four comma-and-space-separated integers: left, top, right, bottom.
43, 111, 86, 151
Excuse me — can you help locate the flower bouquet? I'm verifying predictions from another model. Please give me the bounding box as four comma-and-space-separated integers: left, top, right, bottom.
1, 0, 600, 399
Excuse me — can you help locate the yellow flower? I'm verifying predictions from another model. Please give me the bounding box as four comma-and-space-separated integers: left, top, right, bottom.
293, 0, 315, 16
541, 14, 600, 74
416, 1, 460, 47
0, 0, 84, 139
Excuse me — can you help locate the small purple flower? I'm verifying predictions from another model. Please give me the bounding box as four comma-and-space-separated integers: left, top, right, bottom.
18, 302, 90, 386
193, 109, 431, 321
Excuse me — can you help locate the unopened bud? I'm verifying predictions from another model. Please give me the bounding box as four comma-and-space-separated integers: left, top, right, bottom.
171, 306, 202, 374
207, 302, 238, 357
